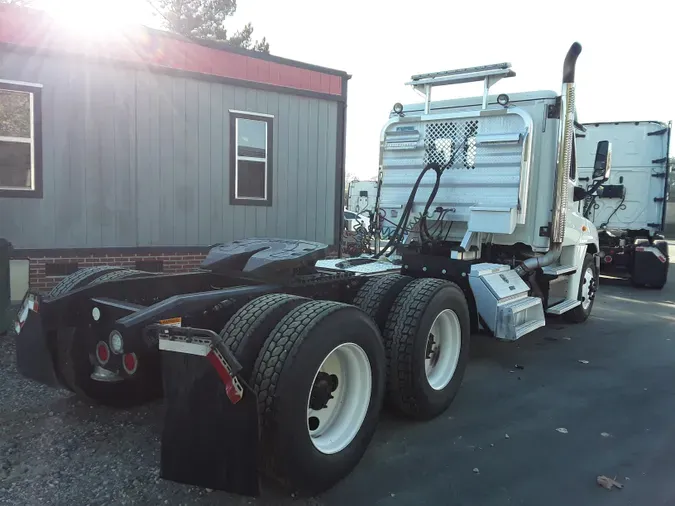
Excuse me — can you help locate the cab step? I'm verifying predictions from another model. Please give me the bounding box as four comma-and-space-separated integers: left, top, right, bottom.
495, 296, 545, 340
546, 298, 581, 315
542, 264, 576, 276
515, 319, 547, 339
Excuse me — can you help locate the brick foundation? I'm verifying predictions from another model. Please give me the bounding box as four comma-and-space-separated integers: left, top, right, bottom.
25, 252, 207, 293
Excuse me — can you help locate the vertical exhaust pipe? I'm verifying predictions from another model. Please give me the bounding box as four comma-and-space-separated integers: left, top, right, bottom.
515, 42, 582, 276
551, 42, 582, 245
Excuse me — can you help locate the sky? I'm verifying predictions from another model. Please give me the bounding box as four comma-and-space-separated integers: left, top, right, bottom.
34, 0, 675, 180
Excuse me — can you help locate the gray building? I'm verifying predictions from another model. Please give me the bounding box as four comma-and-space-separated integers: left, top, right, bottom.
0, 4, 348, 298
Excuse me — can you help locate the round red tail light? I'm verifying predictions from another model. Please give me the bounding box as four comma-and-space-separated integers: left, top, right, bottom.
123, 353, 138, 375
96, 341, 110, 365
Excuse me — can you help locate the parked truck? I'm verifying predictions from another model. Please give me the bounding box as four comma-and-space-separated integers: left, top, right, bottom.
576, 121, 671, 288
346, 179, 379, 215
14, 42, 611, 497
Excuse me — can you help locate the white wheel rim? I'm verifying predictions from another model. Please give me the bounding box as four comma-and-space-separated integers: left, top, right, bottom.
581, 267, 595, 310
307, 343, 372, 455
425, 309, 462, 391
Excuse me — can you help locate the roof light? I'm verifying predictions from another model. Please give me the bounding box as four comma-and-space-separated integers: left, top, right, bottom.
497, 94, 510, 106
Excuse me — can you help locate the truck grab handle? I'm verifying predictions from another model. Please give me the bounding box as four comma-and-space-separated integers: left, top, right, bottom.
562, 42, 582, 83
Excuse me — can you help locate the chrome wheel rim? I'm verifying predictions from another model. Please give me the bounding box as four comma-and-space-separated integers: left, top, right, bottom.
306, 343, 372, 455
581, 266, 595, 310
424, 309, 462, 391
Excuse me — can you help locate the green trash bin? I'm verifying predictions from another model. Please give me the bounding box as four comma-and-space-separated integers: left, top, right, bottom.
0, 238, 12, 335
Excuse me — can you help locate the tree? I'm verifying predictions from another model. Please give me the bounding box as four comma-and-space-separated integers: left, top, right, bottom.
156, 0, 269, 53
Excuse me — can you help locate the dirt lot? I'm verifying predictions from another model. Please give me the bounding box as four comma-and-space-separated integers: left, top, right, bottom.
1, 248, 674, 506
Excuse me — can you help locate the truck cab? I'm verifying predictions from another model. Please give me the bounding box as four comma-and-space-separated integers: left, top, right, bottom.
369, 43, 611, 337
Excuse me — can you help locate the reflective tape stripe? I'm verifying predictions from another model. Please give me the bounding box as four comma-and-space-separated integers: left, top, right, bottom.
206, 349, 244, 404
636, 246, 667, 263
158, 339, 211, 356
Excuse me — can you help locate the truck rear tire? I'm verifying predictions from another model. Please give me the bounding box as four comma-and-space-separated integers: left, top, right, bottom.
384, 278, 470, 420
48, 265, 126, 298
221, 293, 308, 379
351, 274, 414, 330
55, 269, 162, 405
351, 274, 414, 383
564, 253, 598, 323
252, 300, 385, 496
88, 268, 156, 285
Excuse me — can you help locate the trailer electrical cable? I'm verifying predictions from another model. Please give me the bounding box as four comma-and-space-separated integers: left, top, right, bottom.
599, 193, 627, 229
374, 162, 442, 259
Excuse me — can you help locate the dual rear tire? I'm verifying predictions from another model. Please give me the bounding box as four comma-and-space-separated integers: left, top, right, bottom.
224, 276, 470, 495
223, 295, 386, 496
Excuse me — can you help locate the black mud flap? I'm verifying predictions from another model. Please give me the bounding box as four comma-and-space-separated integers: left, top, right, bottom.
14, 294, 61, 387
633, 247, 668, 286
160, 350, 260, 496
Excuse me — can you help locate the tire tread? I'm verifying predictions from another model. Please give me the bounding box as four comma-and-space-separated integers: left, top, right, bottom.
48, 265, 125, 297
252, 300, 350, 482
88, 269, 154, 285
221, 293, 308, 378
385, 278, 463, 415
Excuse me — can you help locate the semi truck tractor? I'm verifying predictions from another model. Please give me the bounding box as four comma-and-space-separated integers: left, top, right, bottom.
14, 42, 610, 497
576, 121, 671, 288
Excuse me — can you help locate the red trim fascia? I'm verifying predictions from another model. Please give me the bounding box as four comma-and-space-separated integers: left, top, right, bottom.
0, 4, 344, 96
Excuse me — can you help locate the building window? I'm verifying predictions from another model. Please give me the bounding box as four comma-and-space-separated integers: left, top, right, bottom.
0, 81, 42, 198
230, 111, 273, 206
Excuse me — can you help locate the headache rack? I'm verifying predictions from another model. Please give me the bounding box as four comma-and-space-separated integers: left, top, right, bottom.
407, 62, 516, 113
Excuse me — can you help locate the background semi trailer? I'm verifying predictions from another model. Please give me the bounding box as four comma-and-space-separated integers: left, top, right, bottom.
14, 42, 611, 497
577, 121, 671, 288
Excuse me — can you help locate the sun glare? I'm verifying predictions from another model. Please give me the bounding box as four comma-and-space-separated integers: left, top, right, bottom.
39, 0, 140, 37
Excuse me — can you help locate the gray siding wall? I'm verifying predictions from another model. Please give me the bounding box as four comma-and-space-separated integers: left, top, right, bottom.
0, 51, 339, 249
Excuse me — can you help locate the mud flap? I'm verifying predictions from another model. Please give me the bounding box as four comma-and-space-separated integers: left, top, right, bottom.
15, 294, 61, 387
160, 349, 260, 496
633, 246, 668, 286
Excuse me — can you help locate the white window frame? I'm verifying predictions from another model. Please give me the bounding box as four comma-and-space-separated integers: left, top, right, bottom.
0, 80, 42, 197
230, 110, 273, 206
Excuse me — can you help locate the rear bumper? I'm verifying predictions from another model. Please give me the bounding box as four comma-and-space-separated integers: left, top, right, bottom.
14, 292, 61, 388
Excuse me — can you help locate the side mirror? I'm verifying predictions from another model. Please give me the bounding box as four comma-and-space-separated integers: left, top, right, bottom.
592, 140, 612, 181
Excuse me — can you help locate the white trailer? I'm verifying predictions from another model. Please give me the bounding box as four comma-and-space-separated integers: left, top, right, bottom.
576, 121, 671, 288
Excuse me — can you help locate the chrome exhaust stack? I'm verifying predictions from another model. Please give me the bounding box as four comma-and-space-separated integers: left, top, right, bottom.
516, 42, 582, 276
551, 42, 582, 245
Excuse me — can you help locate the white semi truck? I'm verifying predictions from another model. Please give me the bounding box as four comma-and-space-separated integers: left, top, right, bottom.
15, 42, 612, 497
576, 121, 671, 288
346, 179, 378, 215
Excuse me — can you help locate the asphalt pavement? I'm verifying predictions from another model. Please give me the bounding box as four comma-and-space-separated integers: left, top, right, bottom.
1, 245, 674, 506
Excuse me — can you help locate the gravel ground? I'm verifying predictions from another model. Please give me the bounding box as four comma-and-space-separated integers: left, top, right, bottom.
1, 248, 674, 505
0, 322, 295, 506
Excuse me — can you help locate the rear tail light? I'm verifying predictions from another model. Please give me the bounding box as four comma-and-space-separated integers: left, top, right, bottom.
604, 255, 613, 264
123, 353, 138, 375
96, 341, 110, 365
